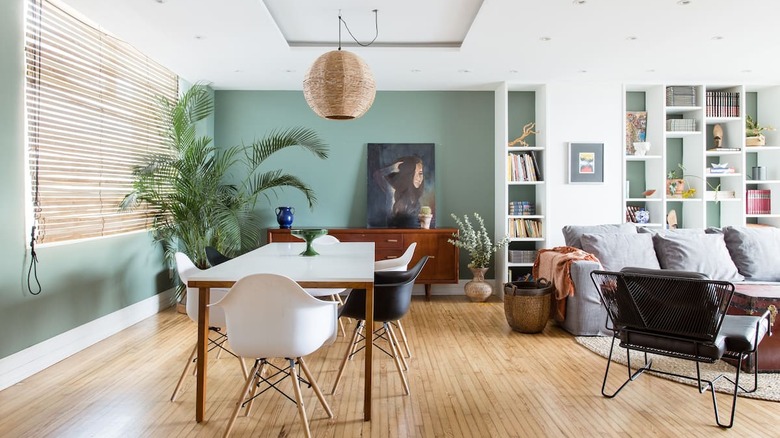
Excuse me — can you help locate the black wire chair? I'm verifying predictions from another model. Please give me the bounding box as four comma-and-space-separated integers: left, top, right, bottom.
590, 268, 771, 428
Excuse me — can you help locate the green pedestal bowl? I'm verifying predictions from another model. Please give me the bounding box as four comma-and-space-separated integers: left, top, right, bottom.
290, 228, 328, 256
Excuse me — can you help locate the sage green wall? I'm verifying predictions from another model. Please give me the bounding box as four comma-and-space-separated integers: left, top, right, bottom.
0, 0, 168, 360
213, 90, 496, 277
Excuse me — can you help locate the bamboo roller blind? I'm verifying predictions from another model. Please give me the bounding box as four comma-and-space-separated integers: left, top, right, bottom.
25, 0, 178, 244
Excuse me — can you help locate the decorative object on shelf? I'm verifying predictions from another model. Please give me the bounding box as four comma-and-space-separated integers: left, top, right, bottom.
448, 212, 509, 301
746, 115, 775, 147
290, 228, 328, 256
666, 164, 696, 198
643, 189, 656, 197
626, 111, 647, 155
635, 208, 650, 224
367, 143, 435, 228
713, 123, 723, 147
632, 141, 650, 156
276, 206, 295, 229
568, 142, 605, 184
464, 267, 493, 302
503, 279, 553, 333
508, 122, 539, 147
418, 205, 433, 229
752, 166, 767, 181
303, 11, 378, 120
667, 210, 678, 229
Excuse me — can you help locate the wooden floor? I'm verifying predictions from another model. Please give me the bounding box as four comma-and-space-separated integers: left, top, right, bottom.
0, 296, 776, 437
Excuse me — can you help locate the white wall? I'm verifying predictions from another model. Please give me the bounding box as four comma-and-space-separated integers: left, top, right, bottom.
545, 81, 625, 246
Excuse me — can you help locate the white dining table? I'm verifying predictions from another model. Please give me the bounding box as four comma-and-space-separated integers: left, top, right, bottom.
187, 241, 376, 422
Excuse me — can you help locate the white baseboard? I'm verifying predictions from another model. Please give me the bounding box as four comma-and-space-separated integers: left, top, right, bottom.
0, 289, 176, 392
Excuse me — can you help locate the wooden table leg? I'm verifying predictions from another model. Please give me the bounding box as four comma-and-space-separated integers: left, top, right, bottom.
364, 282, 373, 421
196, 287, 210, 423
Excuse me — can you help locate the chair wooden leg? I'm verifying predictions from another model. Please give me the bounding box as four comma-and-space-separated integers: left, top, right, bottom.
237, 356, 248, 379
332, 321, 363, 394
223, 360, 261, 438
170, 343, 198, 402
385, 323, 410, 395
299, 357, 333, 418
289, 358, 312, 438
243, 360, 265, 417
387, 324, 408, 371
394, 319, 412, 358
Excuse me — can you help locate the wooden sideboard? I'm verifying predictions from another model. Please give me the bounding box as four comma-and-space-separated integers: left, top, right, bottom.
267, 228, 459, 300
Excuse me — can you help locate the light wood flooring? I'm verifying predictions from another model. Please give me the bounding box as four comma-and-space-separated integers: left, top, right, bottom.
0, 296, 776, 437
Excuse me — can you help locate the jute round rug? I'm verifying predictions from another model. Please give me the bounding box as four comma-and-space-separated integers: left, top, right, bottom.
575, 336, 780, 402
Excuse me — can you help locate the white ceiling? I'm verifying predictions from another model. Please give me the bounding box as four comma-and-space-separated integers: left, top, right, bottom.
59, 0, 780, 91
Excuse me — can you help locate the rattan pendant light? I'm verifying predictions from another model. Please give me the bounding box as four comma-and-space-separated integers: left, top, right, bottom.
303, 11, 378, 120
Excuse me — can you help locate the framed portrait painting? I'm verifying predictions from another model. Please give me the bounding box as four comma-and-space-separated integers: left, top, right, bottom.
367, 143, 435, 228
568, 142, 604, 184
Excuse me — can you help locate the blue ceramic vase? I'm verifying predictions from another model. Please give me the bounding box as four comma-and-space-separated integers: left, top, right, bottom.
276, 206, 295, 229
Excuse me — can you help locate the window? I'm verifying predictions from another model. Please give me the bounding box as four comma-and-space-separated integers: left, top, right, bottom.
25, 0, 178, 244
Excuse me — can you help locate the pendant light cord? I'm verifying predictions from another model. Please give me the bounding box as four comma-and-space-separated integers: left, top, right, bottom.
338, 9, 378, 50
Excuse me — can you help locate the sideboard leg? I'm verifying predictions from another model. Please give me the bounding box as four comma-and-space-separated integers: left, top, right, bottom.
425, 284, 432, 301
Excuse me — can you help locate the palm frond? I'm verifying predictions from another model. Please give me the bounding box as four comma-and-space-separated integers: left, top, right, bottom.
247, 127, 329, 167
247, 170, 318, 208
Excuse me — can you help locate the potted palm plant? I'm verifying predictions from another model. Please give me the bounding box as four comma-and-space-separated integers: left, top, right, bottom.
121, 83, 328, 293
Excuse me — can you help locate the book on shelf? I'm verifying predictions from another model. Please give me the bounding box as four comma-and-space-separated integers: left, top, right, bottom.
706, 168, 736, 174
508, 201, 535, 215
508, 218, 542, 238
707, 147, 741, 152
705, 91, 740, 117
705, 190, 736, 200
746, 189, 771, 214
507, 152, 541, 182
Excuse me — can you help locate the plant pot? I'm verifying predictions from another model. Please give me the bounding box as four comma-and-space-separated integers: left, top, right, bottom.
666, 178, 685, 198
746, 135, 766, 147
464, 267, 492, 302
418, 214, 432, 229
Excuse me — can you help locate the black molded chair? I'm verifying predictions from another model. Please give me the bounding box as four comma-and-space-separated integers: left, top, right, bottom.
590, 268, 771, 428
205, 246, 232, 267
331, 256, 428, 395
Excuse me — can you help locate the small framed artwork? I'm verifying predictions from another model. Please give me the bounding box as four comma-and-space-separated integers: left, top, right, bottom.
568, 142, 604, 184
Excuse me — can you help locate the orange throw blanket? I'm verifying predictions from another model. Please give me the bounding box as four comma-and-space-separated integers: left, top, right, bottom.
532, 246, 600, 322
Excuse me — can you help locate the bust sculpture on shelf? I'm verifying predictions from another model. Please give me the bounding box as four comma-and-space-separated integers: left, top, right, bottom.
713, 124, 723, 148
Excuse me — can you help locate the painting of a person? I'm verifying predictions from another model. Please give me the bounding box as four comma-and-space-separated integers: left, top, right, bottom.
374, 156, 424, 228
366, 143, 435, 228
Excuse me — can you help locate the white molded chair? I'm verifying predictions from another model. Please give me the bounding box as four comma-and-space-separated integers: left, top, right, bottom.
213, 274, 338, 438
304, 234, 347, 335
373, 242, 417, 358
170, 252, 247, 402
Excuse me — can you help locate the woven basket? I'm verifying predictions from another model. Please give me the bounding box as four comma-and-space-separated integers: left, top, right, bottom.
503, 279, 553, 333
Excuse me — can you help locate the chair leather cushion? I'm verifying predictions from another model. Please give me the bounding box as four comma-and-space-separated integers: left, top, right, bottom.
720, 314, 770, 352
620, 330, 725, 361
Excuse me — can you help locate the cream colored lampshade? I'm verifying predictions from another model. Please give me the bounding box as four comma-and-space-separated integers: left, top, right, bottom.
303, 50, 376, 120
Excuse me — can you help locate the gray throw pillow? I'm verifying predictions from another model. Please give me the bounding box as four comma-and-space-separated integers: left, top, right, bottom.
562, 223, 637, 249
638, 227, 706, 235
581, 233, 660, 271
722, 226, 780, 281
652, 233, 744, 282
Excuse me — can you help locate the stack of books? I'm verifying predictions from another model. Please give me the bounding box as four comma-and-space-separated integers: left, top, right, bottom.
666, 86, 697, 106
666, 118, 697, 131
706, 163, 736, 174
746, 189, 771, 214
509, 218, 542, 238
508, 201, 535, 215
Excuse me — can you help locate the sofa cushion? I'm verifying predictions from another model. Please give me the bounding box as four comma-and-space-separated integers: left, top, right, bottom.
581, 233, 660, 271
638, 227, 706, 235
722, 226, 780, 281
562, 223, 637, 249
652, 233, 744, 282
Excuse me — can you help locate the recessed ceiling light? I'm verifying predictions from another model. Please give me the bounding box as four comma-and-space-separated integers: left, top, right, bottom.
539, 37, 552, 42
573, 0, 586, 4
509, 69, 519, 74
155, 0, 165, 3
234, 69, 242, 73
677, 0, 691, 5
626, 36, 638, 41
284, 69, 296, 73
194, 35, 204, 40
742, 69, 753, 73
646, 69, 656, 73
578, 69, 588, 73
411, 69, 422, 73
458, 69, 471, 73
711, 36, 724, 40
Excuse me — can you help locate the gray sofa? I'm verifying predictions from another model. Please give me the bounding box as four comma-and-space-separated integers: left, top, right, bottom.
559, 223, 780, 336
